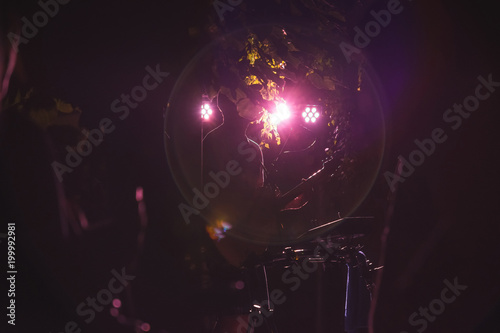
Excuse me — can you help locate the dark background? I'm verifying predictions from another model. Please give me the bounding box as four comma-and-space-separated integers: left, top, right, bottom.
1, 0, 500, 332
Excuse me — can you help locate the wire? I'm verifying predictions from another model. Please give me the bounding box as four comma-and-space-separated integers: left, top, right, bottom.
202, 92, 225, 141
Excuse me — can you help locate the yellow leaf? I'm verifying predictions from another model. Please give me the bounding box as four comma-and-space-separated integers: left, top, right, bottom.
244, 75, 261, 86
329, 10, 346, 23
323, 77, 336, 90
54, 98, 75, 114
308, 73, 326, 89
14, 90, 22, 104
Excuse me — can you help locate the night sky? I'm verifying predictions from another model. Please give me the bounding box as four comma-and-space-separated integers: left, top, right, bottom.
1, 0, 500, 332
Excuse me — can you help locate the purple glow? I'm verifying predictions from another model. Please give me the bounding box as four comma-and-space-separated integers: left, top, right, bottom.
110, 308, 119, 317
140, 322, 151, 332
135, 187, 144, 202
112, 298, 122, 308
78, 210, 89, 229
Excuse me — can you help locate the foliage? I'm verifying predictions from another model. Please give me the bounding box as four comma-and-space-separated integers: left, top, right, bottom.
207, 16, 361, 161
2, 89, 81, 130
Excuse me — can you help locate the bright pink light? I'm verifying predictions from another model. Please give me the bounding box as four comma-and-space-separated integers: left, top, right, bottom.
277, 102, 290, 119
270, 102, 291, 125
302, 106, 320, 123
201, 103, 213, 120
